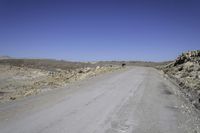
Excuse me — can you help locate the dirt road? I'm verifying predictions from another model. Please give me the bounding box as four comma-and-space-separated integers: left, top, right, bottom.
0, 67, 199, 133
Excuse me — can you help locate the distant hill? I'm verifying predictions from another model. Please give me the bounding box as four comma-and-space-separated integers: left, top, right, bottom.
0, 56, 12, 60
0, 59, 95, 71
95, 61, 171, 67
0, 57, 171, 72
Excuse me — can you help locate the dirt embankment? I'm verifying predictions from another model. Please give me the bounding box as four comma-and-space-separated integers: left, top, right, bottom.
0, 60, 122, 103
159, 50, 200, 109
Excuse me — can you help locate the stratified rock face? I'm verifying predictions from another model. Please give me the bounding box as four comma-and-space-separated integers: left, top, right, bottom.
161, 50, 200, 109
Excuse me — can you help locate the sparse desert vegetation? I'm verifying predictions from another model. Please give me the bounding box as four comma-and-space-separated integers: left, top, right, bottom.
0, 59, 121, 103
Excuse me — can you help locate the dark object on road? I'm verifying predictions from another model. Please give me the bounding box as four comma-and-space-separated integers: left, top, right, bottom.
122, 63, 126, 67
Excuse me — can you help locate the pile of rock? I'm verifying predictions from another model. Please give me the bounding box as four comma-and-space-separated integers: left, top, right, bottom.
161, 50, 200, 109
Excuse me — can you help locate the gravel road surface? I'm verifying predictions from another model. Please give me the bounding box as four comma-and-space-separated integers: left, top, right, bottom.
0, 67, 199, 133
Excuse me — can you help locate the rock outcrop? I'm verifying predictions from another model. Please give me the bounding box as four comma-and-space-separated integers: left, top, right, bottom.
174, 50, 200, 66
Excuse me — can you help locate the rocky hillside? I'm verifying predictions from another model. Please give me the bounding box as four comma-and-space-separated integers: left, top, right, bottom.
161, 50, 200, 109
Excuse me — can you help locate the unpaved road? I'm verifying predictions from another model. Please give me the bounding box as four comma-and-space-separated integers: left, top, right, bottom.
0, 67, 199, 133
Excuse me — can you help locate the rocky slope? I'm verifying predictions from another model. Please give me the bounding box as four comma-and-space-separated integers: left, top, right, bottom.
160, 50, 200, 109
0, 60, 121, 103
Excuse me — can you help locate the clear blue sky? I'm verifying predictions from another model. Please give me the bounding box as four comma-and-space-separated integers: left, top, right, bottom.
0, 0, 199, 61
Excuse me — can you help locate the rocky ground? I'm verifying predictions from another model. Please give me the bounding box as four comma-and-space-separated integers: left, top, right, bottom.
0, 62, 121, 103
159, 50, 200, 109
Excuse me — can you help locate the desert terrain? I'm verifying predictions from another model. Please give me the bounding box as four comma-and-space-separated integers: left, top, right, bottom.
0, 59, 122, 103
0, 50, 200, 133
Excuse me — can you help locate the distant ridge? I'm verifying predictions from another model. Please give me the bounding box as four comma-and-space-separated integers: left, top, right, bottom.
0, 55, 12, 59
